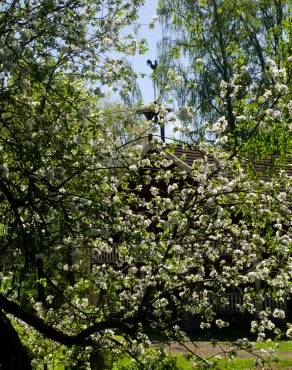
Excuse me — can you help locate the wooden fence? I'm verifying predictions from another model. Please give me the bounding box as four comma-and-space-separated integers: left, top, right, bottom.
90, 246, 119, 265
212, 293, 288, 313
89, 251, 289, 314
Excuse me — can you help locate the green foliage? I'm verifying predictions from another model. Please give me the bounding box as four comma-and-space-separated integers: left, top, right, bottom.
157, 0, 291, 160
0, 1, 291, 369
115, 350, 181, 370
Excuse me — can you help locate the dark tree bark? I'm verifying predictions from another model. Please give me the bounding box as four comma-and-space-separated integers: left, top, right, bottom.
0, 310, 32, 370
0, 293, 133, 346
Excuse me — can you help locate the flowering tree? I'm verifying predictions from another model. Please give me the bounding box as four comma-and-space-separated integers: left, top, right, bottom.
110, 145, 291, 366
0, 0, 291, 369
0, 0, 145, 368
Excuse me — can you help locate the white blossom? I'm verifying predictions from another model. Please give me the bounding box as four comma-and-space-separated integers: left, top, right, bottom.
275, 83, 288, 94
287, 325, 292, 338
263, 90, 272, 100
215, 135, 228, 145
212, 116, 228, 132
273, 309, 285, 319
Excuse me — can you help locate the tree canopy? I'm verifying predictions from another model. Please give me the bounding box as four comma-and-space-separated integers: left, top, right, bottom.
0, 0, 291, 369
157, 0, 291, 159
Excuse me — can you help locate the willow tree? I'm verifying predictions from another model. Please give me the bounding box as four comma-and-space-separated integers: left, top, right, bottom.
157, 0, 291, 158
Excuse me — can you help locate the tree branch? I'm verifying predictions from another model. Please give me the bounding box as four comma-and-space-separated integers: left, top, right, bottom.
0, 293, 132, 346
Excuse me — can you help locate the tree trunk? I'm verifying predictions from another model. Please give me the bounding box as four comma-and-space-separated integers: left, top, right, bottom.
0, 310, 32, 370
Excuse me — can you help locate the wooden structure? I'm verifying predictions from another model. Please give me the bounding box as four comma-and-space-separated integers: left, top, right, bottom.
136, 103, 173, 142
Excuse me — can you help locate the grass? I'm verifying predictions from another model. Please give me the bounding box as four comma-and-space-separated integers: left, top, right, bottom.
176, 355, 292, 369
114, 340, 292, 370
35, 340, 292, 369
254, 340, 292, 351
116, 353, 292, 370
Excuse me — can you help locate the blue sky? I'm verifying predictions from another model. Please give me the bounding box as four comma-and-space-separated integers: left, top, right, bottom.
111, 0, 176, 140
127, 0, 161, 103
125, 0, 177, 140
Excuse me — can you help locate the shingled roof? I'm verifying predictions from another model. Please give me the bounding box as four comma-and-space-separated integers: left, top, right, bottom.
164, 143, 292, 177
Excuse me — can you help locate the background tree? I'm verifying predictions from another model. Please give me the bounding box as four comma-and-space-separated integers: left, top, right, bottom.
157, 0, 291, 159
